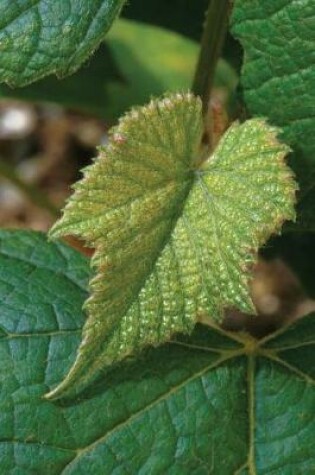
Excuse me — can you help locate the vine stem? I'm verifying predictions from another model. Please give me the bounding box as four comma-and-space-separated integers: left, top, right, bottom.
192, 0, 232, 117
0, 158, 59, 217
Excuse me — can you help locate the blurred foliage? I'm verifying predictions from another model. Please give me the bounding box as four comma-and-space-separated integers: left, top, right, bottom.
122, 0, 208, 40
122, 0, 243, 70
0, 20, 237, 122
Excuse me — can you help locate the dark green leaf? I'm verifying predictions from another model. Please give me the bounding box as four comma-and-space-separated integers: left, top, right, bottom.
2, 228, 313, 473
0, 0, 126, 86
231, 0, 315, 230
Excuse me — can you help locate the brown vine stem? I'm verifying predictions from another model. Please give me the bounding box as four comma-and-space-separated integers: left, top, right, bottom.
0, 158, 59, 217
192, 0, 232, 146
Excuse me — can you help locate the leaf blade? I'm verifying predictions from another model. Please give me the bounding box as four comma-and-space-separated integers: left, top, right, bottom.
0, 231, 314, 473
48, 94, 296, 398
0, 0, 126, 86
231, 0, 315, 230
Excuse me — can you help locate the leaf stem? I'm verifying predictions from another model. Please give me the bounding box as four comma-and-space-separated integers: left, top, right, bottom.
192, 0, 231, 116
0, 158, 59, 217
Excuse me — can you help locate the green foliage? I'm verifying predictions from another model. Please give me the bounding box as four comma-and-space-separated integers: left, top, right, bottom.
122, 0, 242, 71
231, 0, 315, 230
0, 231, 314, 473
103, 19, 235, 119
0, 0, 125, 86
0, 19, 199, 119
122, 0, 208, 41
48, 93, 296, 398
0, 19, 237, 121
0, 42, 123, 119
0, 1, 313, 472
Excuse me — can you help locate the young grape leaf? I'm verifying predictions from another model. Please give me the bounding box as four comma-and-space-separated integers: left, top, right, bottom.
0, 0, 126, 86
48, 93, 296, 399
0, 230, 314, 473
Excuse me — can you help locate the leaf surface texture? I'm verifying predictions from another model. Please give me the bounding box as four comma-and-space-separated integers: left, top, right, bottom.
0, 231, 314, 473
231, 0, 315, 230
0, 0, 125, 86
49, 93, 296, 398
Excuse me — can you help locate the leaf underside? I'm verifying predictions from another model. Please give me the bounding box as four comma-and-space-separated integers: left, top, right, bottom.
48, 93, 296, 399
0, 231, 314, 474
0, 0, 126, 87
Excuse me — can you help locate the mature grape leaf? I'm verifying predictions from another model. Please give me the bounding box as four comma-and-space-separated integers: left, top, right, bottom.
231, 0, 315, 230
48, 93, 296, 398
0, 231, 314, 473
0, 19, 237, 121
0, 0, 126, 86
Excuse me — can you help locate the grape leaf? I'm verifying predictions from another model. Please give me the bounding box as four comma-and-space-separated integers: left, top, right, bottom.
47, 93, 296, 398
0, 230, 314, 473
0, 0, 126, 86
231, 0, 315, 230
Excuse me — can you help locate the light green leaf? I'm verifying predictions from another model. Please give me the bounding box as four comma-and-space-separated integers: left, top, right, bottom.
48, 93, 296, 398
0, 230, 314, 473
0, 19, 237, 120
103, 19, 237, 119
0, 0, 126, 86
231, 0, 315, 230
